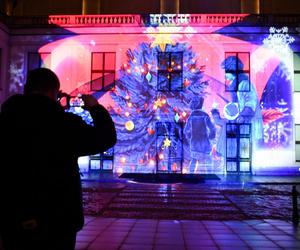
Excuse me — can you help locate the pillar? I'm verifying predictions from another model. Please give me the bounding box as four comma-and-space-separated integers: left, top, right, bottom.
82, 0, 101, 14
160, 0, 179, 14
241, 0, 260, 14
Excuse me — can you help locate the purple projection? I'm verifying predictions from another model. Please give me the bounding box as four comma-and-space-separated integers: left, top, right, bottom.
27, 14, 297, 173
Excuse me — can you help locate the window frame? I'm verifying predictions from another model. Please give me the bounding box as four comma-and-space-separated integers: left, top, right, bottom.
224, 52, 250, 92
91, 52, 116, 92
157, 51, 183, 92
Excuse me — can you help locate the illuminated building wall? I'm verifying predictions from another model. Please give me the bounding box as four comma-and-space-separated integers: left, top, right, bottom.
1, 14, 300, 174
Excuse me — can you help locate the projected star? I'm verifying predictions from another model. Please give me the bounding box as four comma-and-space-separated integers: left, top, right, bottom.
145, 27, 183, 51
162, 137, 171, 149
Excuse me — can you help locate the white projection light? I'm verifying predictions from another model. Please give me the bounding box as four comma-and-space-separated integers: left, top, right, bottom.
263, 27, 295, 56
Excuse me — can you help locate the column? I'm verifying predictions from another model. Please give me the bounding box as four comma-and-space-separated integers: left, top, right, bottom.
82, 0, 101, 14
241, 0, 260, 14
160, 0, 179, 14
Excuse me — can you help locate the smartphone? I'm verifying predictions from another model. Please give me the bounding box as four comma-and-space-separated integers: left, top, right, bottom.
69, 95, 84, 107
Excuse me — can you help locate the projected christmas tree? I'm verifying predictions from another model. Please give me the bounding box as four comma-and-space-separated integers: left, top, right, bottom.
110, 42, 208, 172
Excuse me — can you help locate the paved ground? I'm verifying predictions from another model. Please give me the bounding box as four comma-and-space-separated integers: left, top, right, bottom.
76, 217, 300, 250
82, 174, 300, 221
76, 174, 300, 249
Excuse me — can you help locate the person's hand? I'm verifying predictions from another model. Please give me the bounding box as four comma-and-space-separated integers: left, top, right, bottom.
81, 94, 98, 110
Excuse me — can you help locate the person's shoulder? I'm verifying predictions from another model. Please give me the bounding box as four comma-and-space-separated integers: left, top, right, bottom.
1, 94, 24, 113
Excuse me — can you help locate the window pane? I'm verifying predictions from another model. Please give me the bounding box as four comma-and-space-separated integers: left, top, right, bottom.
102, 160, 113, 170
91, 72, 103, 91
92, 53, 103, 70
239, 138, 251, 159
296, 144, 300, 162
103, 72, 115, 90
158, 53, 169, 70
294, 73, 300, 92
238, 53, 250, 71
90, 159, 101, 170
226, 138, 237, 157
104, 53, 115, 70
225, 73, 238, 92
296, 125, 300, 142
224, 53, 237, 71
226, 161, 237, 171
294, 52, 300, 71
170, 72, 182, 91
240, 161, 251, 172
238, 73, 250, 92
295, 93, 300, 123
170, 52, 182, 70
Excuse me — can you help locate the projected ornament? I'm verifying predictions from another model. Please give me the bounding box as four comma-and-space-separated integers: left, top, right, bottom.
146, 72, 152, 82
162, 136, 171, 149
174, 113, 180, 123
263, 27, 295, 55
147, 127, 155, 135
125, 120, 135, 131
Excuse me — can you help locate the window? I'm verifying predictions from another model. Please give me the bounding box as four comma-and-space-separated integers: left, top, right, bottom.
157, 52, 183, 91
27, 52, 51, 72
294, 53, 300, 92
294, 53, 300, 162
296, 124, 300, 162
224, 52, 250, 92
89, 148, 114, 172
91, 52, 115, 91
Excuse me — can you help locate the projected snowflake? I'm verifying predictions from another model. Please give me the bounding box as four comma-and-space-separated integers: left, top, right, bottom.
263, 27, 295, 55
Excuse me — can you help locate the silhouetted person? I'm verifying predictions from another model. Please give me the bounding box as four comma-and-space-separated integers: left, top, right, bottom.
0, 68, 116, 250
184, 97, 216, 173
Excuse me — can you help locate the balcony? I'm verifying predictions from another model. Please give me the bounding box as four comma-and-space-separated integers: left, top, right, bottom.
3, 14, 300, 28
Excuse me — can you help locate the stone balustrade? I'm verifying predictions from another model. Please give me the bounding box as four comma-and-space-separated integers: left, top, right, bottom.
4, 14, 300, 27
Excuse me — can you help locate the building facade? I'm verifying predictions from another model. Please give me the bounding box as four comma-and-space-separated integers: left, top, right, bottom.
0, 13, 299, 174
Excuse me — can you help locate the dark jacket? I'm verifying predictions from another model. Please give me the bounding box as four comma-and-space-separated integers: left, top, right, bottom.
0, 94, 116, 234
